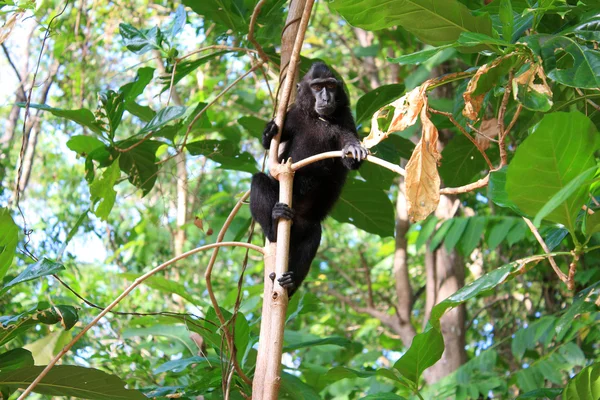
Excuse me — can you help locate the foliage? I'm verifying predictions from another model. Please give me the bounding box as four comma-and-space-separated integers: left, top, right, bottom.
1, 0, 599, 399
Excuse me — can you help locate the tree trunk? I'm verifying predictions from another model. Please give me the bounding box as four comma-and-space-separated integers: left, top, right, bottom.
423, 196, 467, 383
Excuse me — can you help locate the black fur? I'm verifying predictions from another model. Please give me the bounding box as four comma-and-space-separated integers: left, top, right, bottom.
250, 62, 367, 296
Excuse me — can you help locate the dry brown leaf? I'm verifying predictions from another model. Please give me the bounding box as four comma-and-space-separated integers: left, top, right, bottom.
405, 99, 441, 222
462, 63, 490, 121
477, 118, 499, 151
362, 84, 428, 149
513, 63, 552, 98
194, 216, 204, 230
0, 12, 22, 45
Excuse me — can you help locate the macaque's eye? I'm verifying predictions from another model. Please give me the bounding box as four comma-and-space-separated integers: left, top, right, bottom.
312, 84, 324, 91
326, 82, 336, 89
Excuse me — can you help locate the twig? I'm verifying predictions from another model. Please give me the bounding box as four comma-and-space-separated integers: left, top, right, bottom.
248, 0, 271, 66
467, 122, 499, 143
576, 88, 600, 112
567, 252, 579, 291
522, 217, 568, 284
497, 72, 514, 168
440, 175, 490, 195
291, 151, 406, 176
429, 108, 493, 170
204, 190, 253, 385
17, 241, 263, 399
178, 45, 258, 61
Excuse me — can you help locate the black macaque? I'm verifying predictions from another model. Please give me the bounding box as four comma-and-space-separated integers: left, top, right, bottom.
250, 62, 368, 296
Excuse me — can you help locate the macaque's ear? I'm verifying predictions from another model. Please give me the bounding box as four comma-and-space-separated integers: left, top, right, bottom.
297, 83, 300, 89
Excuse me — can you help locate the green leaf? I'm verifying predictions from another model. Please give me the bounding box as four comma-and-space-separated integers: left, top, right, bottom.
355, 84, 405, 125
360, 394, 407, 400
153, 356, 214, 374
506, 112, 599, 232
119, 23, 163, 55
444, 217, 469, 251
20, 104, 103, 135
159, 51, 228, 92
283, 336, 353, 353
512, 66, 553, 112
330, 178, 395, 237
97, 90, 125, 136
489, 166, 522, 213
416, 216, 438, 250
460, 216, 487, 255
389, 45, 454, 65
89, 161, 120, 220
186, 139, 258, 174
439, 134, 488, 187
541, 36, 600, 89
561, 13, 600, 42
0, 305, 78, 346
0, 208, 18, 282
430, 219, 454, 251
169, 5, 186, 38
120, 273, 199, 305
533, 166, 598, 227
329, 0, 493, 47
517, 388, 562, 399
0, 365, 146, 399
119, 67, 155, 102
563, 363, 600, 400
139, 106, 186, 135
499, 0, 514, 42
585, 211, 600, 239
456, 32, 510, 49
0, 349, 34, 372
0, 258, 64, 295
280, 371, 321, 400
116, 140, 162, 196
67, 135, 105, 156
487, 217, 516, 248
124, 102, 155, 122
238, 116, 268, 140
429, 259, 535, 323
393, 327, 444, 384
182, 0, 249, 34
123, 325, 196, 355
555, 281, 600, 341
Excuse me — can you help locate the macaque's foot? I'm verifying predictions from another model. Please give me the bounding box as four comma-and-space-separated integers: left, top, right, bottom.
278, 271, 296, 290
272, 202, 295, 222
342, 143, 368, 161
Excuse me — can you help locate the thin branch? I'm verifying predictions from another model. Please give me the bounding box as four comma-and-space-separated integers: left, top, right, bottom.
440, 175, 490, 195
204, 190, 253, 385
178, 45, 258, 62
522, 217, 568, 284
497, 72, 514, 168
17, 241, 263, 399
291, 151, 406, 176
320, 253, 360, 290
248, 0, 271, 66
429, 108, 494, 170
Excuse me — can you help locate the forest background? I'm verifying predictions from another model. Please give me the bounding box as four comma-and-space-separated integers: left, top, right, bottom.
0, 0, 600, 399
